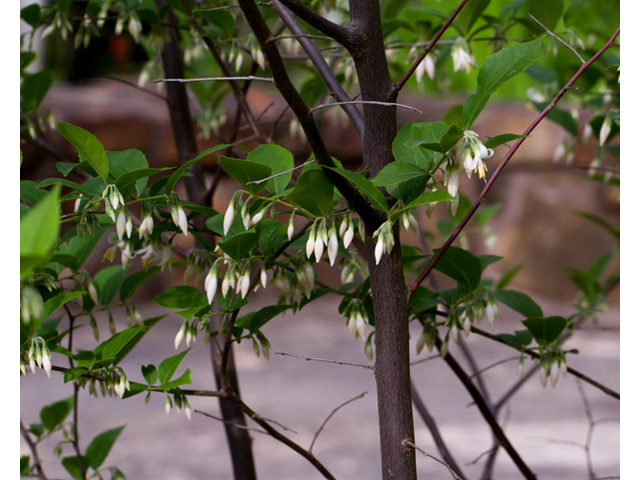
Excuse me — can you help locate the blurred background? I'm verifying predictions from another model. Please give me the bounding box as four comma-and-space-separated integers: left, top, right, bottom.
20, 1, 619, 478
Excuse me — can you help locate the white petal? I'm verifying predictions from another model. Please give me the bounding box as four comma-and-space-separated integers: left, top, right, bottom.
223, 203, 235, 235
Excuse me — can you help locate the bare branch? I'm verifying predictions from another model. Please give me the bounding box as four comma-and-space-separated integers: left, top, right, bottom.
156, 76, 274, 83
403, 440, 463, 480
309, 392, 368, 453
276, 0, 361, 49
20, 420, 48, 480
527, 13, 586, 64
271, 0, 365, 135
309, 100, 422, 114
195, 410, 270, 435
246, 160, 316, 184
411, 382, 467, 479
275, 351, 374, 369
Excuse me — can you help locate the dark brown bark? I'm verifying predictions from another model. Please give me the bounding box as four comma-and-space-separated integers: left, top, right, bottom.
156, 4, 257, 479
349, 2, 417, 479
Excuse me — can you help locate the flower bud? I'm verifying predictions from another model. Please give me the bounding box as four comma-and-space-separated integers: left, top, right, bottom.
116, 210, 127, 240
177, 206, 189, 236
327, 230, 338, 266
540, 366, 548, 388
240, 272, 251, 298
306, 228, 316, 258
356, 314, 366, 340
314, 234, 324, 263
375, 237, 384, 265
518, 357, 524, 377
343, 220, 354, 249
223, 201, 235, 235
560, 358, 568, 377
88, 282, 98, 304
550, 361, 560, 387
288, 215, 295, 240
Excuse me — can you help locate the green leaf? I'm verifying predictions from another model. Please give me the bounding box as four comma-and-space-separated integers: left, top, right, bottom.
21, 70, 53, 112
40, 396, 74, 431
21, 51, 38, 72
522, 316, 567, 346
393, 122, 441, 170
62, 456, 90, 480
120, 266, 162, 302
20, 180, 48, 206
464, 38, 543, 128
158, 349, 191, 386
96, 327, 144, 364
409, 287, 439, 314
160, 368, 192, 389
326, 166, 389, 213
483, 133, 529, 149
573, 210, 619, 239
218, 292, 249, 312
166, 145, 227, 194
247, 144, 294, 194
141, 364, 158, 385
219, 156, 272, 195
285, 168, 334, 216
373, 162, 429, 203
38, 177, 90, 197
433, 246, 482, 295
587, 251, 614, 280
155, 286, 208, 310
457, 0, 491, 34
494, 289, 543, 317
406, 189, 457, 209
194, 9, 235, 37
21, 186, 60, 277
563, 0, 589, 27
42, 291, 83, 321
479, 254, 502, 270
525, 0, 564, 32
218, 229, 260, 261
497, 329, 533, 349
236, 305, 292, 333
93, 265, 129, 305
410, 123, 464, 154
496, 264, 523, 290
56, 226, 109, 271
85, 426, 125, 470
57, 122, 109, 181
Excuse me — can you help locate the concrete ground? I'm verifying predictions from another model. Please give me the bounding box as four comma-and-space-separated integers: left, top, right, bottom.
20, 289, 619, 480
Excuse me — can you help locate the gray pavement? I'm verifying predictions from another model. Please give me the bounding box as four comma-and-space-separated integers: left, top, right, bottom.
20, 292, 619, 479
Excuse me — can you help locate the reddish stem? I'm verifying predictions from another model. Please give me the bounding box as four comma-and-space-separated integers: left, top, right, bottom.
409, 26, 620, 295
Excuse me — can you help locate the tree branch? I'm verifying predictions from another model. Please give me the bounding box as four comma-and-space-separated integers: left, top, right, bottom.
410, 381, 467, 480
393, 0, 470, 94
409, 25, 620, 295
276, 0, 362, 50
271, 0, 365, 135
432, 336, 538, 480
237, 0, 385, 229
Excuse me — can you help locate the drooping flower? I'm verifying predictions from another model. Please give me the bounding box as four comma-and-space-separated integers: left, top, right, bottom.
116, 210, 127, 240
223, 199, 235, 235
452, 42, 476, 73
177, 206, 189, 236
327, 224, 339, 266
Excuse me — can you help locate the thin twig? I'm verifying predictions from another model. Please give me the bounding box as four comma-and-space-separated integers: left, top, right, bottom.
409, 25, 620, 295
403, 440, 463, 480
410, 353, 440, 366
156, 76, 275, 83
20, 420, 48, 480
468, 356, 521, 380
309, 100, 422, 114
393, 0, 470, 93
246, 160, 316, 184
527, 13, 586, 64
309, 392, 368, 453
89, 75, 169, 101
195, 410, 270, 435
275, 351, 373, 369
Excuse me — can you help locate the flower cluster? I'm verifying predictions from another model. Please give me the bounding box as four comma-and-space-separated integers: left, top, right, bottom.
164, 391, 193, 421
537, 350, 568, 388
451, 39, 476, 73
21, 337, 52, 377
373, 220, 394, 265
343, 299, 370, 340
